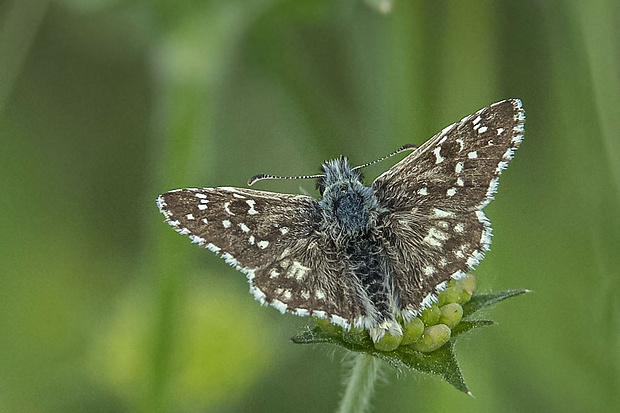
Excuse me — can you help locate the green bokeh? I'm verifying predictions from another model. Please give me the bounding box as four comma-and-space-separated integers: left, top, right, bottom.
1, 0, 618, 412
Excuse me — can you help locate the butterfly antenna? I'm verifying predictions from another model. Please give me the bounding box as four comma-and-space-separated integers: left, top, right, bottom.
247, 173, 324, 186
352, 143, 418, 171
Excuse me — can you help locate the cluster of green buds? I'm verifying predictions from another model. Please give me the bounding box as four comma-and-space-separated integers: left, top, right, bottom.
298, 275, 525, 393
373, 274, 476, 352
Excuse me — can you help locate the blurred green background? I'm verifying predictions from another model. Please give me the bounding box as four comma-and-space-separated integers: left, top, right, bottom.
1, 0, 619, 412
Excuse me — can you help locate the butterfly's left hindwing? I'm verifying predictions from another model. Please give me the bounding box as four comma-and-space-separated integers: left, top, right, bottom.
157, 187, 365, 328
373, 99, 525, 317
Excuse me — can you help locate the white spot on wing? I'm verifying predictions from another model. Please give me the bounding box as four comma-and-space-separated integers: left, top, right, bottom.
423, 266, 435, 275
417, 187, 428, 196
198, 204, 208, 211
424, 233, 443, 248
195, 193, 207, 199
446, 188, 457, 197
246, 200, 258, 215
497, 127, 504, 135
222, 220, 231, 228
456, 177, 464, 186
186, 213, 195, 220
428, 227, 449, 241
433, 146, 445, 164
224, 202, 235, 215
233, 193, 246, 199
454, 223, 465, 233
238, 223, 250, 232
456, 139, 465, 151
467, 151, 478, 159
433, 208, 455, 218
455, 162, 464, 173
257, 240, 269, 249
280, 227, 289, 235
478, 126, 488, 134
315, 290, 326, 300
287, 261, 310, 280
473, 115, 482, 125
248, 235, 255, 245
269, 269, 279, 278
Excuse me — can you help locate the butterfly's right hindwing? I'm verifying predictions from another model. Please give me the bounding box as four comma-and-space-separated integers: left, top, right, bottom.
157, 187, 363, 328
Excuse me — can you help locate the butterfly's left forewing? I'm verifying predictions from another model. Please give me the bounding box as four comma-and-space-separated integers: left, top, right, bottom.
157, 187, 364, 328
373, 99, 525, 317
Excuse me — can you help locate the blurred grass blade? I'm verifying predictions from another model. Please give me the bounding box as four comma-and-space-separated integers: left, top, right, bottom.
364, 0, 393, 14
0, 0, 50, 115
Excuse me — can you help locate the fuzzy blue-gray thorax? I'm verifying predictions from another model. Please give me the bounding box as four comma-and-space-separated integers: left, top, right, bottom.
317, 157, 380, 236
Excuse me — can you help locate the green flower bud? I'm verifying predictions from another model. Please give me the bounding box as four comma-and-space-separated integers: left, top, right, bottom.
411, 324, 451, 353
373, 331, 403, 352
437, 286, 461, 306
420, 304, 441, 326
438, 303, 463, 329
458, 290, 472, 303
455, 274, 476, 293
400, 317, 425, 345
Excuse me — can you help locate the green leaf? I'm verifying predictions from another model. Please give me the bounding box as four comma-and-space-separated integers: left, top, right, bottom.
462, 289, 530, 318
396, 342, 470, 394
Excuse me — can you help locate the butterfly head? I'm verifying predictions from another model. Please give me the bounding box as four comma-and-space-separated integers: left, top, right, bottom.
318, 157, 379, 235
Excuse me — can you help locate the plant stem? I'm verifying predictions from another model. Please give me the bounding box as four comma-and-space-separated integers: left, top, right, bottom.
337, 354, 380, 413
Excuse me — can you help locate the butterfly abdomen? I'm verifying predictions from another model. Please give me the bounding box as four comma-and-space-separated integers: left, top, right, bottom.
345, 234, 394, 324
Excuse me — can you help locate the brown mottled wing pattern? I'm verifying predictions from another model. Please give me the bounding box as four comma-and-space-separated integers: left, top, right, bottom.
372, 99, 525, 317
157, 186, 362, 328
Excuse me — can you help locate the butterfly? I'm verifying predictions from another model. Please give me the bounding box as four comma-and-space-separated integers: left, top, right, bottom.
157, 99, 525, 342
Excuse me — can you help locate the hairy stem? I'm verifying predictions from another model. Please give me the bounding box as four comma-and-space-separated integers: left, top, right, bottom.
337, 354, 380, 413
